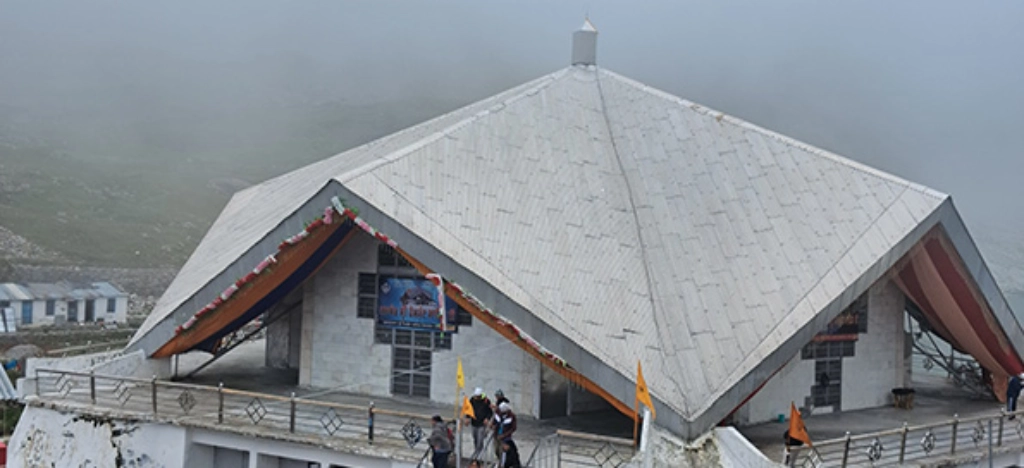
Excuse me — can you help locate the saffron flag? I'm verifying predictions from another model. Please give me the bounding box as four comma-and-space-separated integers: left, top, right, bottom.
788, 402, 812, 446
462, 396, 475, 419
636, 361, 656, 420
456, 357, 465, 389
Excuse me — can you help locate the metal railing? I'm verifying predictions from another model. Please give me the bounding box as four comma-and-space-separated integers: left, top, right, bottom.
526, 429, 635, 468
33, 368, 440, 460
787, 409, 1024, 467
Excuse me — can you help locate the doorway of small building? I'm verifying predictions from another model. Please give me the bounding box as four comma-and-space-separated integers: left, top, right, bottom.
68, 301, 78, 322
84, 299, 95, 322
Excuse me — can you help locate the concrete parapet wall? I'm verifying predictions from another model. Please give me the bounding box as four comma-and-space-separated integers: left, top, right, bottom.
714, 426, 780, 468
9, 405, 187, 468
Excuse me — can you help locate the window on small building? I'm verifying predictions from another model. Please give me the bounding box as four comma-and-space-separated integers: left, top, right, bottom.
455, 308, 472, 327
107, 298, 116, 313
357, 273, 377, 319
46, 300, 55, 316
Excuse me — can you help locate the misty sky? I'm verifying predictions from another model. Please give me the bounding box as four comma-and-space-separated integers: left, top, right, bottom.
2, 1, 1023, 243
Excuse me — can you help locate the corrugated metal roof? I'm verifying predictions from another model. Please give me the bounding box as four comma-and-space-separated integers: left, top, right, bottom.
129, 64, 1014, 439
91, 282, 127, 298
0, 282, 125, 301
0, 284, 31, 302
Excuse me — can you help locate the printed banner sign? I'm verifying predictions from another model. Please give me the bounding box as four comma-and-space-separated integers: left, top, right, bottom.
377, 276, 458, 332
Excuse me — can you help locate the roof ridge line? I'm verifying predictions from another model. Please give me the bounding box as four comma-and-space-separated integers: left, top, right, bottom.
335, 70, 568, 184
597, 69, 947, 200
595, 70, 686, 411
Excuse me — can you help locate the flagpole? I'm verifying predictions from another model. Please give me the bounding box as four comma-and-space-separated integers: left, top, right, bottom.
456, 390, 463, 468
633, 398, 640, 448
640, 407, 653, 468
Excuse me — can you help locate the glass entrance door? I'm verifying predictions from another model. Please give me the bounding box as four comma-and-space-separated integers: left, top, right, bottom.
390, 329, 433, 398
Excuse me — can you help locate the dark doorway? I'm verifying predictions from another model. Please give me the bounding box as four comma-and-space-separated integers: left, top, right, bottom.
540, 364, 569, 419
68, 301, 78, 322
85, 299, 95, 322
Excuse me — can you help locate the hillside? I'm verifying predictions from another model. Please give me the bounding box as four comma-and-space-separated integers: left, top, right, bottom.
0, 97, 464, 268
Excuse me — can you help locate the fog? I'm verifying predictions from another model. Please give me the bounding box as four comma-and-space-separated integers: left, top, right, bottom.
1, 1, 1022, 288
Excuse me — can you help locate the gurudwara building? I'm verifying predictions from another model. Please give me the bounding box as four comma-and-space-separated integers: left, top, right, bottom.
9, 23, 1024, 468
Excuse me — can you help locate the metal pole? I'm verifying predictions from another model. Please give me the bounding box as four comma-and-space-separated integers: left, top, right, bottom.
898, 422, 908, 464
217, 382, 224, 424
988, 418, 993, 468
841, 431, 851, 468
951, 413, 959, 455
641, 407, 653, 468
456, 412, 462, 468
998, 410, 1005, 446
289, 392, 296, 433
150, 375, 158, 416
368, 402, 375, 444
89, 371, 96, 405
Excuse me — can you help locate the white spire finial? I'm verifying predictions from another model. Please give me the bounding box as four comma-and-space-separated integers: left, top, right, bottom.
572, 18, 598, 66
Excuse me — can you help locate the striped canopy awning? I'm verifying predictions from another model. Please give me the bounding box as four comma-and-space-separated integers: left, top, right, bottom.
893, 227, 1024, 385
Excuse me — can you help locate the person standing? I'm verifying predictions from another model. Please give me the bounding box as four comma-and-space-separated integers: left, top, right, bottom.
494, 389, 509, 407
494, 402, 518, 467
490, 390, 511, 460
1009, 373, 1023, 419
465, 387, 493, 464
428, 415, 453, 468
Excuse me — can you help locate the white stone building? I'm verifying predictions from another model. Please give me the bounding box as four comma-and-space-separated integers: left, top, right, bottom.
9, 22, 1024, 467
0, 281, 129, 328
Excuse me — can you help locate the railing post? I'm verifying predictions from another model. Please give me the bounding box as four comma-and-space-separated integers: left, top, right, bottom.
89, 371, 96, 405
950, 413, 959, 455
368, 402, 375, 445
988, 418, 993, 464
841, 431, 851, 468
289, 392, 296, 433
150, 375, 158, 416
999, 409, 1005, 446
34, 369, 40, 397
556, 433, 562, 467
898, 422, 908, 464
217, 382, 224, 424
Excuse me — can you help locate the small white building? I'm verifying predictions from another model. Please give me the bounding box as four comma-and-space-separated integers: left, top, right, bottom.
0, 281, 129, 328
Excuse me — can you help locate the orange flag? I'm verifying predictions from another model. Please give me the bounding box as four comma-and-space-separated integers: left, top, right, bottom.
461, 396, 475, 419
636, 361, 656, 420
788, 402, 812, 446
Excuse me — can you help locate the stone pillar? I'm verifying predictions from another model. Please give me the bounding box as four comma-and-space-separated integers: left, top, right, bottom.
265, 304, 291, 369
299, 283, 316, 387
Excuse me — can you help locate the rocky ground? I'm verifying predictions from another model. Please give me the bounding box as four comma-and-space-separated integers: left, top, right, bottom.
0, 224, 175, 327
0, 225, 65, 263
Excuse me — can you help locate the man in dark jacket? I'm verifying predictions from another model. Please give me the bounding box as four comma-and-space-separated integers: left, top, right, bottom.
466, 387, 493, 464
1009, 374, 1023, 419
428, 415, 453, 468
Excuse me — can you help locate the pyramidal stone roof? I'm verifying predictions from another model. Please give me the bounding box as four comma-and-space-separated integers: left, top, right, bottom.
130, 64, 956, 438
